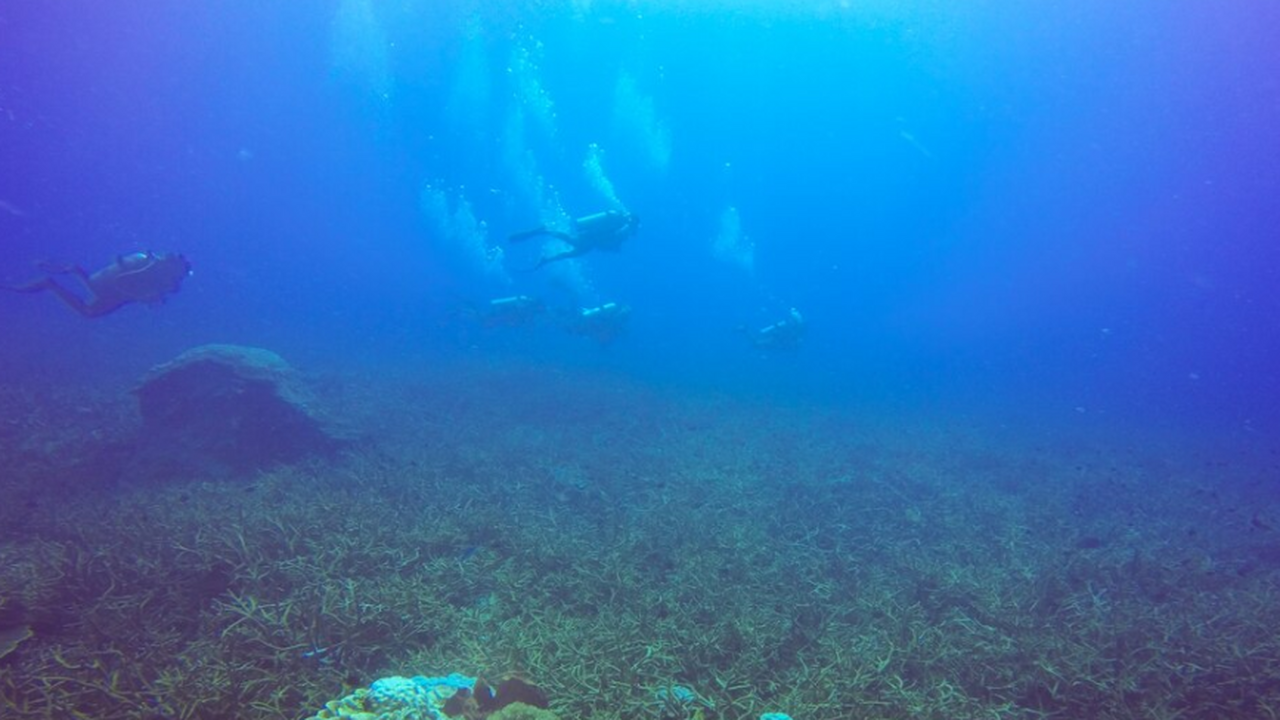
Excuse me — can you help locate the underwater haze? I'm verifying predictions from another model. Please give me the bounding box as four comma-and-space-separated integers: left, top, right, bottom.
2, 2, 1279, 719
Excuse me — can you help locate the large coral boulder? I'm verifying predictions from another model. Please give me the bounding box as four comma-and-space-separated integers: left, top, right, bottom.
133, 344, 347, 478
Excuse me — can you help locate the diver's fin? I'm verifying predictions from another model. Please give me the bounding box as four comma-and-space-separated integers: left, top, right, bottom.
3, 277, 53, 294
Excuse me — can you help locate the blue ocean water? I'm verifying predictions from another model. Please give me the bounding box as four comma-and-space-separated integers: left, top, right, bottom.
2, 4, 1279, 717
4, 1, 1277, 443
3, 2, 1277, 439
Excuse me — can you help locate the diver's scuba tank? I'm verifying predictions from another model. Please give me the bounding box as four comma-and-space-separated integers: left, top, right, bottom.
489, 296, 526, 309
574, 210, 629, 236
581, 302, 622, 319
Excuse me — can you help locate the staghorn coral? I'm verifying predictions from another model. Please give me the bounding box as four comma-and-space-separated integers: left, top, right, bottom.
488, 702, 560, 720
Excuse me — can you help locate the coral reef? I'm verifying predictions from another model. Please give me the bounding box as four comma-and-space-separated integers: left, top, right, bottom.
132, 344, 349, 478
308, 674, 474, 720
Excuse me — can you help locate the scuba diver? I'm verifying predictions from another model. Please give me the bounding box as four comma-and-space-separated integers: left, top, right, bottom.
4, 250, 192, 318
742, 307, 806, 350
509, 209, 639, 270
565, 301, 632, 346
461, 295, 545, 329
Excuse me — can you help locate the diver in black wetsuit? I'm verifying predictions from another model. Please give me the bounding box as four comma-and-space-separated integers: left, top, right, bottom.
5, 251, 192, 318
509, 210, 639, 269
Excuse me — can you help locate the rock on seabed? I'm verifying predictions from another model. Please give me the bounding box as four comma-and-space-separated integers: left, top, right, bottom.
133, 344, 348, 477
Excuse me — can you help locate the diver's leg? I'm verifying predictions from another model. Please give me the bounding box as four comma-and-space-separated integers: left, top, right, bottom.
509, 228, 572, 243
58, 266, 110, 315
48, 279, 101, 316
532, 246, 589, 270
62, 265, 95, 289
4, 276, 55, 294
527, 251, 568, 271
15, 276, 97, 317
34, 263, 95, 291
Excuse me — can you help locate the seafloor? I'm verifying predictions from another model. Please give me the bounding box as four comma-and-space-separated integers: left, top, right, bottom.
1, 359, 1277, 720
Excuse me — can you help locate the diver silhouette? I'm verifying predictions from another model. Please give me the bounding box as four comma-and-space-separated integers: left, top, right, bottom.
509, 209, 639, 270
741, 307, 806, 350
6, 251, 192, 318
564, 301, 632, 346
461, 295, 546, 328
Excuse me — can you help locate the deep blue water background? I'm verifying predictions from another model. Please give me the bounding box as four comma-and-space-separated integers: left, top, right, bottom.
2, 1, 1277, 445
